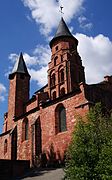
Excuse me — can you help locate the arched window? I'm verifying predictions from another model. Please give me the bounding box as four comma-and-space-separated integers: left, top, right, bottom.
22, 119, 28, 141
4, 139, 8, 154
59, 69, 64, 83
60, 87, 65, 96
52, 91, 56, 100
55, 105, 67, 133
51, 73, 55, 87
54, 56, 58, 66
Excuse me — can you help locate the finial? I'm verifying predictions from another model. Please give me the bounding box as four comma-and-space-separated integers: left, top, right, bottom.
59, 5, 64, 17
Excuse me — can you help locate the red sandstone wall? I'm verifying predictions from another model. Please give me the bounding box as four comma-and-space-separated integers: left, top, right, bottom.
40, 93, 88, 160
16, 90, 88, 163
0, 133, 11, 159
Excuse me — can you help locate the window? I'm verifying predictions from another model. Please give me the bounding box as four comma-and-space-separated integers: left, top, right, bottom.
51, 73, 55, 87
61, 55, 63, 62
55, 46, 58, 51
25, 120, 28, 140
59, 69, 64, 83
55, 104, 67, 133
54, 56, 58, 66
22, 119, 28, 141
59, 106, 66, 132
52, 91, 56, 100
4, 139, 8, 154
60, 87, 65, 96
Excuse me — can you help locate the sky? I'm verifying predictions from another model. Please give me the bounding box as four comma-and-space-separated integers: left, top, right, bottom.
0, 0, 112, 133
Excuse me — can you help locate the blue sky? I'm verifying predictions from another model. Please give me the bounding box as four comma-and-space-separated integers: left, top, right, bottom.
0, 0, 112, 133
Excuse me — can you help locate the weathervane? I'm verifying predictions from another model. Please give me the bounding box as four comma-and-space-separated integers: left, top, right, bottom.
59, 5, 64, 17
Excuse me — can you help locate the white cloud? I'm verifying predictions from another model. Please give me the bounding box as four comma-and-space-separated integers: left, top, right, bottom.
29, 66, 48, 87
9, 53, 38, 67
8, 45, 51, 87
21, 0, 85, 36
75, 33, 112, 84
8, 34, 112, 87
78, 15, 93, 30
33, 45, 51, 66
0, 83, 6, 102
8, 53, 18, 63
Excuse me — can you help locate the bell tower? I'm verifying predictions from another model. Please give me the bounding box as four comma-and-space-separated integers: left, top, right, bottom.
7, 53, 30, 129
48, 18, 85, 100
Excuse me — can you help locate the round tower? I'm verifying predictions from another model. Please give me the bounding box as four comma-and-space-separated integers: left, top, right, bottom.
48, 18, 85, 100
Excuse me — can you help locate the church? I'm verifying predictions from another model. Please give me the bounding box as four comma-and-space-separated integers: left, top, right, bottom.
0, 17, 112, 166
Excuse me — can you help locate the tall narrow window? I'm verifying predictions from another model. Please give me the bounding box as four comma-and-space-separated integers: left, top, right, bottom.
59, 106, 66, 132
22, 119, 28, 141
55, 105, 67, 133
4, 139, 8, 154
54, 56, 58, 66
52, 91, 56, 100
61, 55, 63, 62
61, 70, 64, 82
59, 69, 64, 83
25, 120, 28, 140
51, 73, 55, 87
60, 88, 65, 96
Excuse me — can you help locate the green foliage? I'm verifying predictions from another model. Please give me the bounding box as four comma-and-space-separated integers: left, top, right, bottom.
65, 103, 112, 180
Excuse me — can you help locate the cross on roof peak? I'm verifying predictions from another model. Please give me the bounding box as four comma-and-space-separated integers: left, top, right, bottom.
59, 5, 64, 17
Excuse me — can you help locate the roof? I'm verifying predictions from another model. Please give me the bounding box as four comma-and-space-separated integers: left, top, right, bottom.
54, 17, 72, 38
50, 17, 78, 47
34, 84, 48, 94
0, 129, 11, 137
9, 52, 30, 78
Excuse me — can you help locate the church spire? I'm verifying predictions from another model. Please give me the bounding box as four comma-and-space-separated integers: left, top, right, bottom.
9, 52, 30, 79
55, 17, 72, 38
50, 17, 78, 48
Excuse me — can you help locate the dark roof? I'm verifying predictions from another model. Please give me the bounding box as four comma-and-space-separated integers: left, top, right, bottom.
50, 17, 78, 47
0, 129, 11, 137
34, 84, 48, 94
9, 52, 30, 78
54, 17, 72, 38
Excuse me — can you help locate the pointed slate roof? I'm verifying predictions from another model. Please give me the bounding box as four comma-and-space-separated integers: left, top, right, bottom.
9, 53, 30, 79
50, 17, 78, 47
55, 17, 72, 38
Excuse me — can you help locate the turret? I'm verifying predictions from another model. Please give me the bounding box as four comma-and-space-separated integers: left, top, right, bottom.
48, 18, 85, 100
7, 53, 30, 129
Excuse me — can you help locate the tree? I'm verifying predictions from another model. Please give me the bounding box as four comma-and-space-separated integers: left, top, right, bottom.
65, 103, 112, 180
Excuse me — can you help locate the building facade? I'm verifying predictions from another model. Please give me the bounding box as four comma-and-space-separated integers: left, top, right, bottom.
0, 18, 112, 166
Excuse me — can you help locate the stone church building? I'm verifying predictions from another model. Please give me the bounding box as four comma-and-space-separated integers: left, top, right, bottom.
0, 18, 112, 166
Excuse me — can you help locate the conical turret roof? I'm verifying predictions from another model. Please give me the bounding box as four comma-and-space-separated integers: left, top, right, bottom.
54, 17, 72, 38
9, 53, 30, 79
50, 17, 77, 47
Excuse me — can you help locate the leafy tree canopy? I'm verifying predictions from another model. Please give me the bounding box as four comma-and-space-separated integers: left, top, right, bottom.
65, 103, 112, 180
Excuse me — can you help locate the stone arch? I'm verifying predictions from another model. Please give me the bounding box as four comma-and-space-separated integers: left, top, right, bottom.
55, 104, 67, 134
